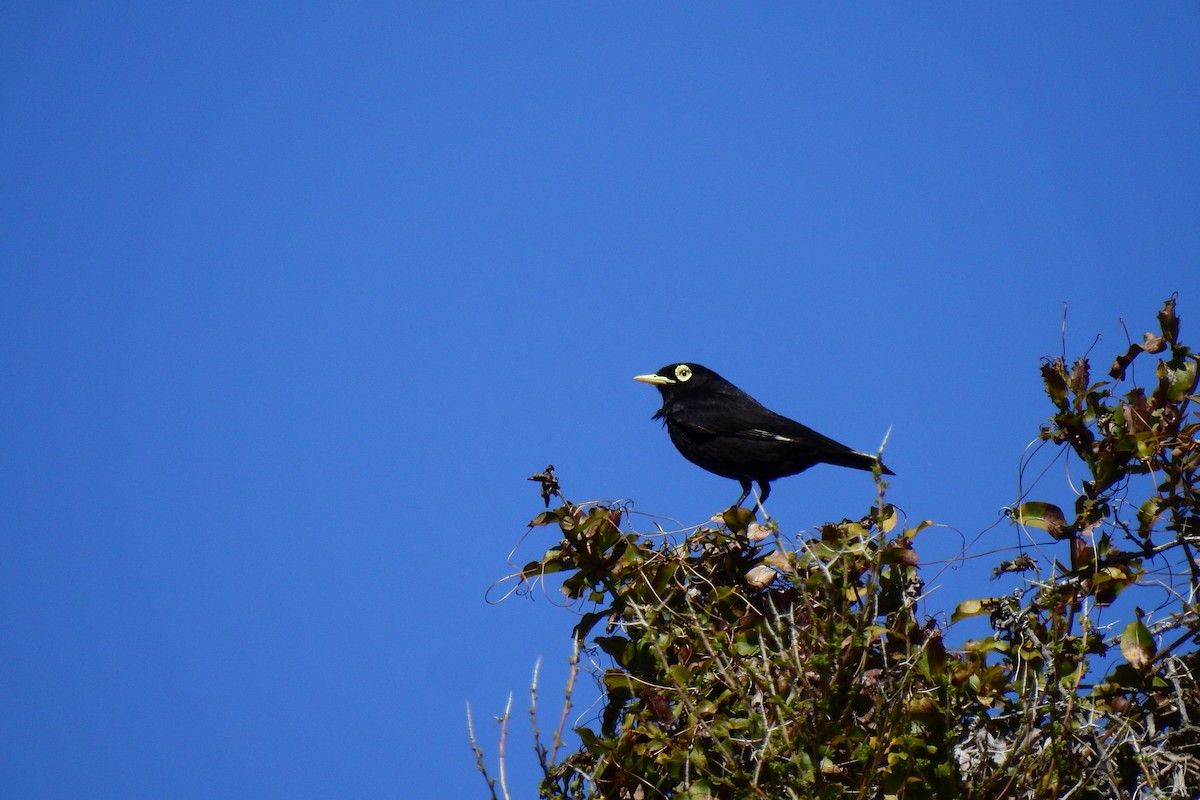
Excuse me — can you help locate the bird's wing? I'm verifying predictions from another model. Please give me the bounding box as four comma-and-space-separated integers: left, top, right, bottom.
672, 401, 856, 454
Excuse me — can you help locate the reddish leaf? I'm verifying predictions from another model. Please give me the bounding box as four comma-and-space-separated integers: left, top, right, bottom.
1070, 536, 1095, 571
1069, 357, 1090, 395
1157, 295, 1178, 345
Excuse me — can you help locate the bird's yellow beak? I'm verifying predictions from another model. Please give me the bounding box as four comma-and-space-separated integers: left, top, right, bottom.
634, 373, 673, 385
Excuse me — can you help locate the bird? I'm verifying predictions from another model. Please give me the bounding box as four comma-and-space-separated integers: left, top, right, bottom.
634, 363, 893, 506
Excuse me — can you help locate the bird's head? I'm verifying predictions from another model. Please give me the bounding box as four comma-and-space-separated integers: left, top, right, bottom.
633, 363, 724, 403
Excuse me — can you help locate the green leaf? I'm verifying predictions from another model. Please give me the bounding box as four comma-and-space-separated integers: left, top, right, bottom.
594, 635, 630, 662
1041, 361, 1070, 408
620, 542, 645, 566
1012, 501, 1070, 539
877, 504, 899, 533
921, 634, 948, 677
1164, 357, 1198, 402
905, 519, 934, 539
722, 505, 756, 533
601, 669, 637, 693
574, 726, 598, 749
652, 562, 681, 595
1119, 619, 1154, 670
734, 639, 759, 657
1137, 497, 1162, 538
951, 598, 999, 623
521, 551, 566, 581
1107, 663, 1146, 689
667, 664, 693, 687
572, 610, 610, 641
528, 510, 561, 527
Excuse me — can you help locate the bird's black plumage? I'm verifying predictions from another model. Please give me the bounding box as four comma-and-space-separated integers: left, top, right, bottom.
635, 363, 893, 506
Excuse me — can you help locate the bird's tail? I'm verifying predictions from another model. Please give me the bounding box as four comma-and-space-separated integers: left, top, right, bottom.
824, 448, 895, 476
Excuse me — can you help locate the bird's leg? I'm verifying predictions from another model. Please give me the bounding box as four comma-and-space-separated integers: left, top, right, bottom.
754, 481, 771, 518
735, 480, 752, 507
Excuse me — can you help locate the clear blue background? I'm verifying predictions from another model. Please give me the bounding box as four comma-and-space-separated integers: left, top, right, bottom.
3, 4, 1198, 798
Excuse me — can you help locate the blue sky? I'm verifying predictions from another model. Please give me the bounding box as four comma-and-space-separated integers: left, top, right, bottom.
3, 4, 1199, 798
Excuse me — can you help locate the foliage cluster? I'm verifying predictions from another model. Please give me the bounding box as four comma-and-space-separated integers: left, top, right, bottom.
474, 297, 1200, 799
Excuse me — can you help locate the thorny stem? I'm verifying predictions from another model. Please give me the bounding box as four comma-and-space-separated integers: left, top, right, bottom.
466, 702, 501, 800
498, 693, 512, 800
551, 640, 581, 767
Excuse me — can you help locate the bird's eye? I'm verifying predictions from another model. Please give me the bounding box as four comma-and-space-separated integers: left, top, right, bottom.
674, 365, 693, 382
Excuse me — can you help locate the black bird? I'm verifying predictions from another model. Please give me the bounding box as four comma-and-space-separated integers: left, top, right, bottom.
635, 363, 893, 506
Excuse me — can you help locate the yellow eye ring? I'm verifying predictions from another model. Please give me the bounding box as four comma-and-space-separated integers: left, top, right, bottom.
674, 365, 693, 382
